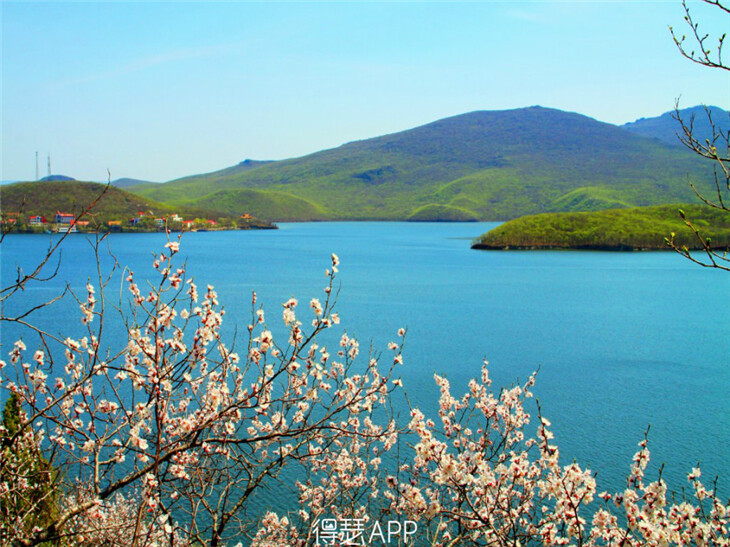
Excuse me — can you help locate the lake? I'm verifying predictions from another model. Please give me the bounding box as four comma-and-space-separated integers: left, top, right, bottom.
1, 222, 729, 501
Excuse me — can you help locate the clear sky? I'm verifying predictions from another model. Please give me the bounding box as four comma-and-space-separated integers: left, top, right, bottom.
2, 1, 728, 183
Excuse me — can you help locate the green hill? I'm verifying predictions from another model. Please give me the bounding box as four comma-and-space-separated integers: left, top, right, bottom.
111, 177, 159, 189
407, 204, 479, 222
622, 106, 729, 148
181, 187, 327, 221
548, 187, 633, 212
1, 181, 168, 219
0, 181, 273, 229
130, 106, 716, 221
471, 204, 730, 251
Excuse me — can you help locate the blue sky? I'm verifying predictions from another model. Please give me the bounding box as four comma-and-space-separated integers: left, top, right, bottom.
2, 1, 728, 182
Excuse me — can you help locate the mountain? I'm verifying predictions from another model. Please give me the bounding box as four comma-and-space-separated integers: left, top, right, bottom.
130, 106, 717, 221
40, 174, 76, 182
622, 106, 729, 147
472, 204, 730, 251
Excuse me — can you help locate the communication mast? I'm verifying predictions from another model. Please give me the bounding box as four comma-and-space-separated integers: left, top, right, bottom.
35, 151, 39, 180
47, 154, 51, 177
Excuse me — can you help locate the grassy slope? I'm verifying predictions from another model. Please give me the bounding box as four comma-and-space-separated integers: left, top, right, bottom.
182, 188, 328, 222
1, 181, 173, 219
472, 204, 730, 250
112, 178, 158, 189
131, 106, 716, 221
0, 181, 272, 226
407, 204, 479, 222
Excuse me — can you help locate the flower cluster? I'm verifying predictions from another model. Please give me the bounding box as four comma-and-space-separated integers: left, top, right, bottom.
257, 360, 729, 546
2, 237, 728, 546
1, 241, 406, 545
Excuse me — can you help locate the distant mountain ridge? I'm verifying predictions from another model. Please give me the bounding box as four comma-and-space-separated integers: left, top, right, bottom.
40, 174, 76, 182
622, 105, 729, 147
131, 107, 711, 220
129, 105, 718, 221
6, 106, 725, 221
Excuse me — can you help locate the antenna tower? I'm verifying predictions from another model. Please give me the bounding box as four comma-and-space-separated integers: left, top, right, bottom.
35, 151, 39, 180
47, 154, 51, 177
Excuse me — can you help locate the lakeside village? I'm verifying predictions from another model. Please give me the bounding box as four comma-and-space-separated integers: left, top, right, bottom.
0, 210, 275, 233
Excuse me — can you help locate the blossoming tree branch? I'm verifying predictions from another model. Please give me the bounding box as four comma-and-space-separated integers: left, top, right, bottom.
1, 231, 728, 546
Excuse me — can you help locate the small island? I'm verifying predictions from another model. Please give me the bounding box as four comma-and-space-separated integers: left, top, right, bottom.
472, 204, 730, 251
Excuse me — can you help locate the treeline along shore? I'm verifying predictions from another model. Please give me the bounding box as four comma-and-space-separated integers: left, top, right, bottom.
0, 181, 276, 233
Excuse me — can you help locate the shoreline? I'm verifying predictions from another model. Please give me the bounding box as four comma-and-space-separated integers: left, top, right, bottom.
471, 242, 674, 252
3, 224, 278, 235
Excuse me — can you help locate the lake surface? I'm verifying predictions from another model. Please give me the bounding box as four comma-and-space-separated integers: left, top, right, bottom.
1, 222, 729, 500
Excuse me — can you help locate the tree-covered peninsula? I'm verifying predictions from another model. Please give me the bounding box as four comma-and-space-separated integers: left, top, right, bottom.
471, 204, 730, 251
0, 181, 275, 232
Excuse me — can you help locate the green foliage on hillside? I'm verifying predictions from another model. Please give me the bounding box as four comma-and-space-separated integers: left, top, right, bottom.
407, 204, 479, 221
111, 177, 158, 189
0, 181, 274, 230
548, 186, 632, 212
180, 188, 328, 221
1, 393, 59, 538
1, 181, 171, 220
472, 204, 730, 250
130, 107, 717, 221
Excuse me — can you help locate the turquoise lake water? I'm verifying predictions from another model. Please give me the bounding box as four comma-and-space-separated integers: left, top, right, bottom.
2, 222, 729, 502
